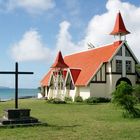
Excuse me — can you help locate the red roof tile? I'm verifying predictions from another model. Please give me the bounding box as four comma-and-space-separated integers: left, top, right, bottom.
41, 41, 123, 86
110, 12, 130, 35
41, 70, 52, 86
51, 51, 68, 68
64, 41, 122, 86
70, 69, 81, 84
41, 69, 68, 86
63, 70, 67, 79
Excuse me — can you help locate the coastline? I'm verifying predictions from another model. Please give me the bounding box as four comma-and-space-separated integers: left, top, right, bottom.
0, 88, 38, 101
0, 95, 37, 102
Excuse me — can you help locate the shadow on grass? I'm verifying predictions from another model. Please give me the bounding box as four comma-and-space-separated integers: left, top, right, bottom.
47, 124, 81, 130
0, 122, 81, 130
0, 122, 48, 129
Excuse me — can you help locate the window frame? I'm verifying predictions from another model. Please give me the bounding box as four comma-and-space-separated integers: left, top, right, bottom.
126, 60, 132, 73
116, 60, 122, 73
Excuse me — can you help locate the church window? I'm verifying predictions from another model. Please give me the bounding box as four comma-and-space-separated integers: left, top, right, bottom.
116, 48, 122, 56
126, 61, 132, 73
116, 60, 122, 73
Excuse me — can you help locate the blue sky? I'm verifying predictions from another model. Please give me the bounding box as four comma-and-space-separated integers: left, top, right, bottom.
0, 0, 140, 88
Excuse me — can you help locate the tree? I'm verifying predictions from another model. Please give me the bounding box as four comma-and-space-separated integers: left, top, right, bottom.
133, 84, 140, 101
136, 64, 140, 72
112, 81, 140, 118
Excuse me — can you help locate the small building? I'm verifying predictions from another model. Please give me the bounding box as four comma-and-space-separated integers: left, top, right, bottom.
40, 12, 140, 100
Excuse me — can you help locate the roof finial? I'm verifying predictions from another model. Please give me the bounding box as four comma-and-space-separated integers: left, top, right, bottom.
51, 51, 68, 69
110, 12, 130, 36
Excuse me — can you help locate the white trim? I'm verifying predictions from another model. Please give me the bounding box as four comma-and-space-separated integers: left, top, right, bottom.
48, 70, 54, 86
64, 69, 75, 86
122, 45, 126, 77
64, 69, 70, 85
69, 67, 82, 70
64, 43, 116, 58
108, 41, 139, 64
108, 41, 124, 62
86, 63, 103, 86
68, 69, 75, 85
125, 41, 139, 64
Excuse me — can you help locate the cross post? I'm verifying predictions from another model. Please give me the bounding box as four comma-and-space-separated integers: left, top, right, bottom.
15, 62, 18, 108
0, 62, 33, 109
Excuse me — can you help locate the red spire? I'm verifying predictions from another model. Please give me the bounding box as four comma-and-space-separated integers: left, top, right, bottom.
51, 51, 68, 69
110, 12, 130, 36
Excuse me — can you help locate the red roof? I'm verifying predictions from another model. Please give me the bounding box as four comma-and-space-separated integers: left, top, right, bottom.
70, 69, 81, 84
41, 69, 68, 86
110, 12, 130, 35
63, 70, 67, 79
41, 41, 123, 86
41, 70, 51, 86
51, 51, 68, 68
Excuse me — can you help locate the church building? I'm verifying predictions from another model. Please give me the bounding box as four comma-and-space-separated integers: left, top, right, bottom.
40, 12, 140, 100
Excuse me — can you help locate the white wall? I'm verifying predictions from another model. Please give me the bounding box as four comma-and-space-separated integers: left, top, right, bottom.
79, 86, 90, 100
69, 90, 76, 101
90, 83, 107, 97
69, 86, 90, 100
126, 75, 136, 86
106, 74, 121, 97
92, 63, 106, 82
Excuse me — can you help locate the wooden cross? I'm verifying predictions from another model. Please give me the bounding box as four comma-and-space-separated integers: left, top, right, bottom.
0, 62, 33, 109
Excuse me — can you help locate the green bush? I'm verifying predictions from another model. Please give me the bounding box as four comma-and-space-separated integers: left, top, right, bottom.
85, 97, 98, 104
97, 97, 111, 103
112, 81, 140, 118
74, 96, 83, 102
85, 97, 111, 104
64, 96, 73, 102
133, 85, 140, 102
47, 98, 66, 104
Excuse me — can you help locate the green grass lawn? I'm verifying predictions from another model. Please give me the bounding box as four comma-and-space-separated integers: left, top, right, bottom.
0, 99, 140, 140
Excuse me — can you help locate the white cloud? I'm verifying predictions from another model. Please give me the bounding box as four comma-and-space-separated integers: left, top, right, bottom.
10, 0, 140, 62
49, 0, 140, 60
1, 0, 55, 15
63, 0, 80, 16
11, 29, 50, 61
82, 0, 140, 60
10, 21, 80, 62
56, 21, 81, 55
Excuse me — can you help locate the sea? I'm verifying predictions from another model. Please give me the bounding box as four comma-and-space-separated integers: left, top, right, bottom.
0, 88, 39, 101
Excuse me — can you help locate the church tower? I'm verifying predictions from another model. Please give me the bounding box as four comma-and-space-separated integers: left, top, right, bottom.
51, 51, 68, 99
110, 12, 130, 41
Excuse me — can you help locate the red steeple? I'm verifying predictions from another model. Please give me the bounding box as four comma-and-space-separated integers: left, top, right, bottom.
110, 12, 130, 36
51, 51, 68, 69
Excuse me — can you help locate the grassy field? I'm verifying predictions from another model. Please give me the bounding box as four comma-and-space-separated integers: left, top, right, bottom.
0, 99, 140, 140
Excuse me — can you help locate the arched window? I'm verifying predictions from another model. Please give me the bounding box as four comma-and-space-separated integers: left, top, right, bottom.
116, 77, 132, 88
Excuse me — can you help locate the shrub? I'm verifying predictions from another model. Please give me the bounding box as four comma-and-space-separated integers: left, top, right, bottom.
133, 85, 140, 102
64, 96, 73, 102
47, 98, 66, 104
84, 97, 99, 104
112, 81, 140, 118
85, 97, 111, 104
97, 97, 111, 103
74, 96, 83, 102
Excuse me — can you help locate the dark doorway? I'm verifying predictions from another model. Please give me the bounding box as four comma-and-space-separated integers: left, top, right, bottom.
116, 77, 132, 88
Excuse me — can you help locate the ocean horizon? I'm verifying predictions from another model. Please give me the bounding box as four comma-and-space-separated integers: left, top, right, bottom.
0, 88, 39, 100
